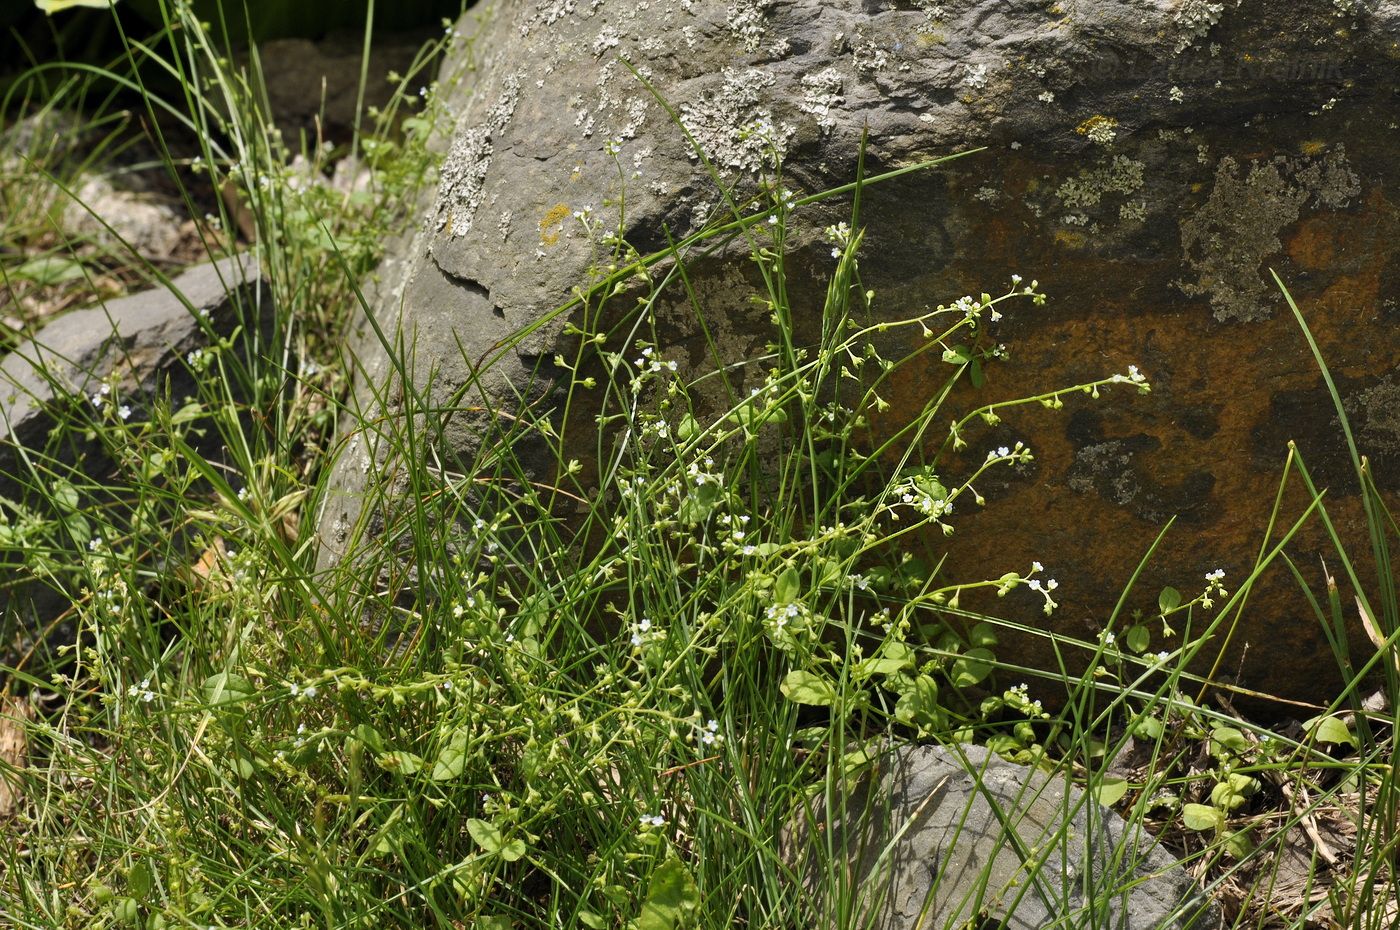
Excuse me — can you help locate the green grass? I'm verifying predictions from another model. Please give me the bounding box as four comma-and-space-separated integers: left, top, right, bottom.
2, 3, 1400, 929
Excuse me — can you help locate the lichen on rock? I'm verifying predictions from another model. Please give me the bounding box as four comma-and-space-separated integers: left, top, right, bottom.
678, 67, 793, 175
1178, 149, 1359, 322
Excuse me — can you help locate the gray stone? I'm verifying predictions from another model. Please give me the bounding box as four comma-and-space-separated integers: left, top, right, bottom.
0, 255, 268, 647
65, 174, 188, 263
320, 0, 1400, 708
249, 29, 441, 144
791, 744, 1219, 930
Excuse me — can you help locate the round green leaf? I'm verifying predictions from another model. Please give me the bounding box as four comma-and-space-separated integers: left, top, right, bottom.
952, 648, 995, 688
1182, 803, 1224, 831
636, 856, 700, 930
1307, 715, 1357, 748
201, 672, 255, 709
1095, 776, 1129, 807
780, 670, 836, 706
1158, 586, 1182, 613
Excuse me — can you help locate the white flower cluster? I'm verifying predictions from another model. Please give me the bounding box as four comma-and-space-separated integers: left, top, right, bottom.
1201, 568, 1227, 609
823, 221, 853, 258
718, 513, 755, 554
630, 616, 662, 648
687, 458, 720, 487
1024, 560, 1059, 615
984, 441, 1033, 465
896, 486, 953, 520
694, 717, 724, 748
125, 677, 156, 704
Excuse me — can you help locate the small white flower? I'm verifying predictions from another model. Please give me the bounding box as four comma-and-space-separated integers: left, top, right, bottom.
118, 404, 132, 420
640, 813, 666, 827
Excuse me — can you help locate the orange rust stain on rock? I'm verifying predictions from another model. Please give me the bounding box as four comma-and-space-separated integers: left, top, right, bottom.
1286, 215, 1339, 269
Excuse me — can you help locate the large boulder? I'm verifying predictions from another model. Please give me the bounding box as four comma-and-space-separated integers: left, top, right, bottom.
319, 0, 1400, 709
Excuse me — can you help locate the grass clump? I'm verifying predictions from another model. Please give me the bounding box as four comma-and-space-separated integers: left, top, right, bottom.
2, 3, 1400, 930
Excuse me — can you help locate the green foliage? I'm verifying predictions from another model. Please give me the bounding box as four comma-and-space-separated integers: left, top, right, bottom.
5, 3, 1400, 928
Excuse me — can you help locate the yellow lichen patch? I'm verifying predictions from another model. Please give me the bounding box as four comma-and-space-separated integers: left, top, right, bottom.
538, 203, 571, 246
1300, 140, 1327, 156
1075, 115, 1118, 137
1053, 229, 1085, 249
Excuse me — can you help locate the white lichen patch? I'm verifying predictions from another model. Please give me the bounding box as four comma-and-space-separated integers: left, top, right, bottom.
963, 61, 989, 89
727, 0, 774, 52
1345, 376, 1400, 455
591, 24, 622, 55
852, 35, 890, 74
1172, 0, 1240, 53
1179, 148, 1360, 322
799, 68, 845, 135
521, 0, 580, 36
437, 72, 525, 239
679, 68, 793, 174
916, 0, 945, 34
1056, 154, 1145, 211
578, 61, 651, 143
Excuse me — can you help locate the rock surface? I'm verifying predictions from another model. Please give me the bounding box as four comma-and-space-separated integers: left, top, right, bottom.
321, 0, 1400, 709
0, 255, 267, 654
791, 743, 1219, 930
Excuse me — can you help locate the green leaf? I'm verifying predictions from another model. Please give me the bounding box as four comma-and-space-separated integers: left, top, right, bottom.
1210, 726, 1249, 755
126, 860, 154, 900
475, 917, 512, 930
1182, 803, 1224, 831
780, 670, 836, 706
858, 640, 913, 678
968, 622, 998, 648
501, 838, 527, 862
13, 255, 85, 284
430, 729, 471, 781
676, 414, 700, 441
894, 675, 942, 729
941, 345, 972, 365
1132, 715, 1164, 740
50, 480, 79, 511
375, 751, 423, 775
678, 481, 721, 524
1158, 586, 1181, 613
635, 856, 700, 930
969, 358, 985, 389
774, 567, 801, 604
1210, 773, 1259, 812
952, 648, 995, 688
1223, 828, 1255, 859
467, 818, 506, 855
352, 724, 384, 753
201, 672, 255, 709
579, 912, 606, 929
1095, 776, 1129, 807
1307, 715, 1357, 747
1125, 624, 1151, 654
